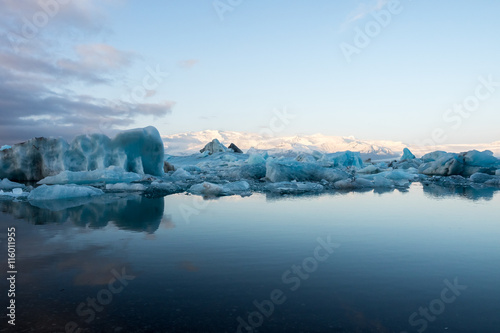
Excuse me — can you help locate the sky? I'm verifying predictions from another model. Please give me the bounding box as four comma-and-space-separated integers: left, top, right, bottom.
1, 0, 499, 147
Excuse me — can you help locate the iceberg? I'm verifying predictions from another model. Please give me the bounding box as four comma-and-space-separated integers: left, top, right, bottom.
38, 166, 143, 185
188, 181, 250, 197
0, 188, 28, 198
469, 173, 500, 186
265, 158, 349, 183
105, 183, 147, 191
400, 148, 416, 161
418, 150, 500, 177
28, 184, 104, 201
199, 139, 228, 155
0, 178, 26, 190
0, 126, 164, 182
266, 181, 324, 194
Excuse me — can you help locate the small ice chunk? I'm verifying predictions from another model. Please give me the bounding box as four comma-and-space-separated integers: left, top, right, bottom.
327, 151, 364, 168
221, 154, 238, 162
0, 145, 11, 151
105, 183, 147, 191
400, 148, 416, 161
12, 188, 23, 195
28, 184, 104, 201
266, 182, 324, 194
357, 165, 380, 174
0, 188, 27, 197
0, 178, 26, 190
247, 153, 266, 165
334, 178, 372, 189
200, 139, 228, 155
188, 181, 250, 197
470, 173, 494, 183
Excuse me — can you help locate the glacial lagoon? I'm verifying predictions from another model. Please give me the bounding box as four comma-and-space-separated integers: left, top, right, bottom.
1, 184, 499, 333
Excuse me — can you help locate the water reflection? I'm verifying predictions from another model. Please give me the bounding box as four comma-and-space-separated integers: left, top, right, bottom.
0, 195, 164, 233
422, 183, 498, 201
0, 183, 498, 235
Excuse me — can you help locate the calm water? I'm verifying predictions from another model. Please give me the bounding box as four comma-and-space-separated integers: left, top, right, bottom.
1, 184, 499, 333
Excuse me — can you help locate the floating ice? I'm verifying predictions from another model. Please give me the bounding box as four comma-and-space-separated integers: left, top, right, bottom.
419, 150, 500, 176
0, 126, 164, 182
0, 188, 27, 198
105, 183, 147, 191
266, 182, 324, 194
326, 151, 364, 168
0, 145, 11, 151
0, 178, 26, 190
28, 184, 104, 201
469, 173, 500, 186
247, 153, 266, 165
188, 181, 250, 197
200, 139, 228, 155
400, 148, 416, 161
265, 158, 349, 183
38, 166, 143, 185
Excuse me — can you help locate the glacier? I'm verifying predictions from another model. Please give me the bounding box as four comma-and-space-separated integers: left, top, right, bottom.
1, 129, 500, 201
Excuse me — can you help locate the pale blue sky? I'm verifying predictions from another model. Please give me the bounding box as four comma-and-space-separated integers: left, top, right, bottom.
1, 0, 499, 145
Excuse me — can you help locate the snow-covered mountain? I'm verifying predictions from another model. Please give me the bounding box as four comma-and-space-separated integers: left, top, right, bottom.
162, 130, 406, 158
162, 130, 500, 158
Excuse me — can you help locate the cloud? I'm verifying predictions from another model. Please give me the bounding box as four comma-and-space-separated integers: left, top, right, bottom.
340, 0, 389, 31
0, 0, 174, 144
179, 59, 199, 69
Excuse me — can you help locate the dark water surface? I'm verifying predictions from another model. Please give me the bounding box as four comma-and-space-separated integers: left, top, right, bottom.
1, 184, 499, 332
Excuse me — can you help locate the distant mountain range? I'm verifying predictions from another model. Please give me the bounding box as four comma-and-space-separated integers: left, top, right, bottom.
161, 130, 500, 158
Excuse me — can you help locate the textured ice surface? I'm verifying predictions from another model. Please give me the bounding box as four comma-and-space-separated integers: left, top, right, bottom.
28, 184, 104, 201
400, 148, 416, 161
0, 126, 164, 181
105, 183, 147, 191
38, 166, 143, 185
188, 181, 250, 197
199, 139, 228, 155
266, 182, 324, 194
0, 188, 27, 198
0, 178, 26, 190
418, 150, 499, 177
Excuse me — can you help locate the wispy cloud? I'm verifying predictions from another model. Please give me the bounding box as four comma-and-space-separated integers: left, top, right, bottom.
179, 59, 199, 69
340, 0, 389, 31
